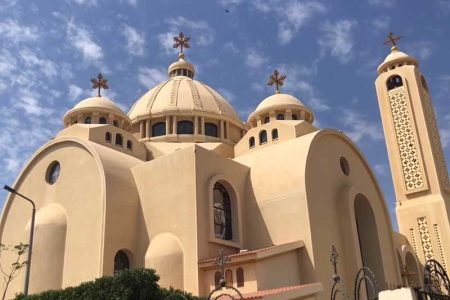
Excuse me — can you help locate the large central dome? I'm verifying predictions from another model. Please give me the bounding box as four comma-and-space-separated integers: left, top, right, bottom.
127, 52, 244, 144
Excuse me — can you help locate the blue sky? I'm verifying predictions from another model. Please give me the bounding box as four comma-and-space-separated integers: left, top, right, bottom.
1, 0, 450, 228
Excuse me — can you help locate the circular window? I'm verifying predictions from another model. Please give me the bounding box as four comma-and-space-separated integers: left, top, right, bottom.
340, 157, 350, 176
46, 161, 60, 184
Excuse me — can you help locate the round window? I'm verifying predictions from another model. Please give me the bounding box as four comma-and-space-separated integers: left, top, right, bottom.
46, 161, 60, 184
340, 157, 350, 176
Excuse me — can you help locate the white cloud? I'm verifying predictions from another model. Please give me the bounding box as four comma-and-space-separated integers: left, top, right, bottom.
0, 49, 17, 75
66, 19, 103, 63
374, 163, 388, 176
69, 0, 98, 6
253, 0, 326, 45
341, 109, 384, 142
371, 16, 390, 31
368, 0, 396, 8
20, 49, 58, 78
218, 0, 244, 6
121, 24, 145, 57
158, 16, 214, 54
15, 90, 53, 116
0, 19, 39, 43
406, 41, 435, 60
245, 49, 268, 69
440, 128, 450, 148
68, 84, 84, 102
138, 67, 167, 88
318, 20, 357, 63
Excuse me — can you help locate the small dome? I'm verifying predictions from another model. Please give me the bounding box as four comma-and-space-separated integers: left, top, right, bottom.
64, 96, 131, 129
168, 53, 195, 79
71, 96, 124, 114
128, 76, 242, 124
248, 93, 314, 124
377, 46, 417, 74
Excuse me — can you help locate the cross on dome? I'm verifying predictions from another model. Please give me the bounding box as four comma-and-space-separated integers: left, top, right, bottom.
267, 70, 286, 94
173, 32, 191, 58
91, 73, 109, 97
384, 32, 401, 52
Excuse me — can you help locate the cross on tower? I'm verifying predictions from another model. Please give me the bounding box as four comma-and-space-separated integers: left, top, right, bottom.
91, 73, 109, 97
173, 32, 191, 54
384, 32, 401, 48
215, 249, 231, 287
267, 70, 286, 94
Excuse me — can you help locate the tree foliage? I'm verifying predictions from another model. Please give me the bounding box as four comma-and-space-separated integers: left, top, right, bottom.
14, 268, 201, 300
0, 243, 29, 300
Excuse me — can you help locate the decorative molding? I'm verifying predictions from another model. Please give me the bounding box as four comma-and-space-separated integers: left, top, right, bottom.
188, 80, 202, 108
146, 80, 169, 111
417, 216, 434, 261
433, 224, 447, 271
410, 228, 418, 256
170, 79, 181, 106
388, 87, 427, 192
421, 92, 450, 191
202, 84, 223, 111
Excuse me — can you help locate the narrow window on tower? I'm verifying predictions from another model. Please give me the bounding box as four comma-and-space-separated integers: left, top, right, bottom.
386, 75, 403, 91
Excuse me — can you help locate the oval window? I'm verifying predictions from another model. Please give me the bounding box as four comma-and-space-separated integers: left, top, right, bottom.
340, 157, 350, 176
46, 161, 60, 184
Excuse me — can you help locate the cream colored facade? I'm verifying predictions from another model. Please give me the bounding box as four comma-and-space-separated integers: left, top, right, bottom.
0, 45, 446, 299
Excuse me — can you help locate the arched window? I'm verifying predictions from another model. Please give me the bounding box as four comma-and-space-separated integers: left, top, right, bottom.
292, 114, 298, 120
84, 116, 91, 124
214, 271, 221, 288
126, 140, 133, 150
105, 132, 111, 142
114, 250, 129, 274
99, 117, 107, 124
259, 130, 267, 144
225, 269, 233, 285
249, 137, 255, 148
115, 134, 123, 146
264, 116, 270, 124
177, 120, 194, 134
386, 75, 403, 91
276, 114, 284, 120
152, 122, 166, 137
205, 123, 218, 137
272, 129, 279, 140
236, 267, 244, 287
113, 120, 119, 127
213, 183, 232, 240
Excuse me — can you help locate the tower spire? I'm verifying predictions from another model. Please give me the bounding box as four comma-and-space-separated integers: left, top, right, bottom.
384, 32, 401, 52
90, 73, 109, 97
173, 32, 190, 59
267, 70, 286, 94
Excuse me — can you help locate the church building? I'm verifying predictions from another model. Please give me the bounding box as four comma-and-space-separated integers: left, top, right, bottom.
1, 33, 449, 299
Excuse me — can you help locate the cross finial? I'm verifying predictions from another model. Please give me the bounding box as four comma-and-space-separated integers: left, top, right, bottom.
267, 70, 286, 94
215, 249, 231, 287
330, 245, 340, 282
173, 32, 190, 57
384, 32, 401, 51
90, 73, 109, 97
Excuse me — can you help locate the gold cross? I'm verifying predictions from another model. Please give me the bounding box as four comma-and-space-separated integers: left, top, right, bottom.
384, 32, 401, 47
91, 73, 109, 97
173, 32, 190, 54
267, 70, 286, 94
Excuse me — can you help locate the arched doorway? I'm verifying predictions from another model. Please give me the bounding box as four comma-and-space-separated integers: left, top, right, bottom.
405, 252, 421, 287
354, 194, 385, 285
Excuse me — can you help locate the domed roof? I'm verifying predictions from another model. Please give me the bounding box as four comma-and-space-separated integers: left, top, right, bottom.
70, 96, 125, 114
128, 76, 242, 124
255, 93, 307, 111
377, 46, 417, 74
248, 93, 313, 123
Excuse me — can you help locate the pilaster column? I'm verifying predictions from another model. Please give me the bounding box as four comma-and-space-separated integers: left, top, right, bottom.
256, 116, 261, 126
173, 116, 177, 134
140, 120, 145, 138
286, 109, 292, 120
165, 116, 170, 135
201, 117, 205, 135
220, 120, 225, 138
269, 111, 276, 121
194, 116, 199, 135
145, 119, 151, 138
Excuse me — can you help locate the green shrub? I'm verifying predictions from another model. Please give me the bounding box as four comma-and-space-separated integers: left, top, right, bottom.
14, 268, 200, 300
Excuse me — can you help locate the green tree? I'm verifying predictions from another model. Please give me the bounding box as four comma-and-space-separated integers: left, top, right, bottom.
0, 243, 29, 300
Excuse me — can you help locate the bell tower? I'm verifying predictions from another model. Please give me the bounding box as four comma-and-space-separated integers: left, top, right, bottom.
375, 33, 450, 270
